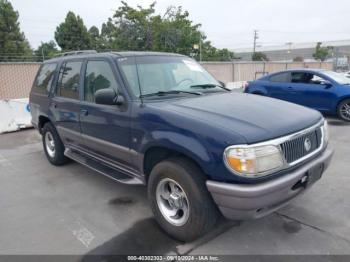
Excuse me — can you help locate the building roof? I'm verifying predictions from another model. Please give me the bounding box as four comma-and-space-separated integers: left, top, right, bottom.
234, 39, 350, 53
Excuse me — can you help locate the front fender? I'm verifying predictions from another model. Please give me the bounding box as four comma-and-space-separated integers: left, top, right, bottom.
140, 130, 215, 176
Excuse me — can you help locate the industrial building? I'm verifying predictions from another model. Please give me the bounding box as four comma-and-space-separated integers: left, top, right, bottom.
234, 39, 350, 65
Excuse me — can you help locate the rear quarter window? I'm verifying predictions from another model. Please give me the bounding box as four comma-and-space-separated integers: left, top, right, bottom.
33, 63, 57, 94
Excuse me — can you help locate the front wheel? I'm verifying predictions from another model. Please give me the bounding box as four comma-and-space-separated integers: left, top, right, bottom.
148, 157, 219, 242
337, 99, 350, 122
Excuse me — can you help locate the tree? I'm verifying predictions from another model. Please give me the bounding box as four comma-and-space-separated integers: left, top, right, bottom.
252, 52, 268, 61
313, 42, 331, 62
100, 18, 118, 50
111, 1, 157, 51
55, 11, 92, 51
88, 26, 100, 49
199, 41, 234, 61
0, 0, 32, 61
34, 41, 59, 61
98, 2, 234, 61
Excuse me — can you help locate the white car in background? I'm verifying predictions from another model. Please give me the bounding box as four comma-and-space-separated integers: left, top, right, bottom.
342, 71, 350, 78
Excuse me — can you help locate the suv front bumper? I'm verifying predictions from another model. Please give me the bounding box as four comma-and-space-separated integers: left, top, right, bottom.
207, 148, 333, 220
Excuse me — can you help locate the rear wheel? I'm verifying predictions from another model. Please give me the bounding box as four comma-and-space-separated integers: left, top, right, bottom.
337, 99, 350, 122
148, 157, 219, 242
42, 122, 69, 165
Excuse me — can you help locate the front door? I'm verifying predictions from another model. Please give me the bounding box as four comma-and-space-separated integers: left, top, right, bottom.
264, 72, 294, 102
79, 59, 133, 170
289, 72, 334, 111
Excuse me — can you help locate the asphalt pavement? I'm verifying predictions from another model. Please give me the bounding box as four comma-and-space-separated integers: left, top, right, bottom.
0, 117, 349, 259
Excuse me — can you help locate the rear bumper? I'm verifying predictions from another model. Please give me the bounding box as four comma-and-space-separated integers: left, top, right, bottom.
207, 148, 333, 220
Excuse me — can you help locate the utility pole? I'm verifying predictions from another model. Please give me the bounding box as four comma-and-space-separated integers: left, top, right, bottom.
199, 31, 203, 62
253, 30, 259, 55
41, 46, 45, 62
286, 42, 293, 62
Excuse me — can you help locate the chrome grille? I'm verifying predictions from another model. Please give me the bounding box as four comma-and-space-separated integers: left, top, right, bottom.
280, 127, 322, 164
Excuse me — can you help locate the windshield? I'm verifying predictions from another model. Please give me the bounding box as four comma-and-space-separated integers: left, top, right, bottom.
117, 55, 225, 97
322, 71, 350, 85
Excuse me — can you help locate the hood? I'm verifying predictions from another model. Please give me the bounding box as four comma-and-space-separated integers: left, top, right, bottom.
154, 92, 323, 144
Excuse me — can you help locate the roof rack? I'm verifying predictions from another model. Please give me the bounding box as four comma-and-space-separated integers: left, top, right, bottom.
56, 50, 98, 57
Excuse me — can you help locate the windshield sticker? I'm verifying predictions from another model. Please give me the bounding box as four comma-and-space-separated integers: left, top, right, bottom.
183, 60, 203, 72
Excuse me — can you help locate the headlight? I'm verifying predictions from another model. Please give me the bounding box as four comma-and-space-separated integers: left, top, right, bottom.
224, 145, 284, 177
322, 120, 329, 145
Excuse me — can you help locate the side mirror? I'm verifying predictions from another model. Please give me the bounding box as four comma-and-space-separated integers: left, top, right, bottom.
322, 80, 332, 89
95, 88, 124, 105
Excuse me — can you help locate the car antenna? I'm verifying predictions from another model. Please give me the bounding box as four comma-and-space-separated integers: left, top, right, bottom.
135, 62, 144, 104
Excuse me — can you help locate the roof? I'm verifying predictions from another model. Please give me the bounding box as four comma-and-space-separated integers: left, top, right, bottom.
283, 68, 327, 72
44, 51, 185, 63
259, 68, 329, 79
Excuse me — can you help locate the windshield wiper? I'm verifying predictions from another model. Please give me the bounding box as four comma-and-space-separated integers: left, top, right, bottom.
190, 84, 229, 90
140, 90, 202, 98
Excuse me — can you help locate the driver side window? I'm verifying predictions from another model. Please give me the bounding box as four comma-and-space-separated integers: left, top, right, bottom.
291, 72, 327, 85
84, 60, 119, 103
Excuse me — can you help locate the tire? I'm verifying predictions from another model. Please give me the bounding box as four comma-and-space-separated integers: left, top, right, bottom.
337, 99, 350, 122
148, 157, 220, 242
42, 122, 69, 166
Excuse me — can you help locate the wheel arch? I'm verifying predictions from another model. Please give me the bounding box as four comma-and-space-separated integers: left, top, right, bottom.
336, 96, 350, 120
248, 82, 268, 96
38, 115, 52, 134
143, 146, 209, 184
337, 96, 350, 107
251, 91, 265, 96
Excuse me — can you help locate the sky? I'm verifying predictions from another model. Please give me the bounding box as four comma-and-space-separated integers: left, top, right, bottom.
10, 0, 350, 51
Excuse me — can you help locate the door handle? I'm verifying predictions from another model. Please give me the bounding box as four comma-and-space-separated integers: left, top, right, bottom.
52, 103, 57, 108
80, 109, 89, 116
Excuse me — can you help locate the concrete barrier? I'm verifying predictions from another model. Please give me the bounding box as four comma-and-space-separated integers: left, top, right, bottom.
0, 98, 32, 134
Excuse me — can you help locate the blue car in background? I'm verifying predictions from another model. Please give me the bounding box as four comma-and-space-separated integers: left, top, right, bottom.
245, 69, 350, 122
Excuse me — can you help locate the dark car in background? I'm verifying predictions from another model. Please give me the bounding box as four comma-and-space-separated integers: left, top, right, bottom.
30, 51, 333, 241
245, 69, 350, 122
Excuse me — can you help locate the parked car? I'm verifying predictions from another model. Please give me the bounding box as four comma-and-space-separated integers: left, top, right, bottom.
245, 69, 350, 122
30, 51, 333, 241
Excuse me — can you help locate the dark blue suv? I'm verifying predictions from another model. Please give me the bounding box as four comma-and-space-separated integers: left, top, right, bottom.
30, 51, 333, 241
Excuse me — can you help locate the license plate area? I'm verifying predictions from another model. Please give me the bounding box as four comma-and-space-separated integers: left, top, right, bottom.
307, 164, 324, 185
292, 163, 324, 191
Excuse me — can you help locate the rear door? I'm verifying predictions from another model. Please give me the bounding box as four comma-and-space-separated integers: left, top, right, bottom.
263, 72, 294, 101
51, 60, 83, 146
79, 58, 133, 170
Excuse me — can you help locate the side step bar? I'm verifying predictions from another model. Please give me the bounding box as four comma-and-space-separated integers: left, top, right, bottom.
65, 148, 143, 185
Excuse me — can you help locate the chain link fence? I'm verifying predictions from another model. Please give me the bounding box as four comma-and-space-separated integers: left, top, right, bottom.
0, 61, 333, 100
201, 61, 333, 84
0, 63, 41, 99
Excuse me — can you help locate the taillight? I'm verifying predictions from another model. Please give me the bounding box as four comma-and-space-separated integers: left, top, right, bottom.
243, 82, 249, 91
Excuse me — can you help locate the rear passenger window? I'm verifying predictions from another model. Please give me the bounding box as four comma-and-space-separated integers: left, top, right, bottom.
269, 72, 290, 83
84, 60, 118, 103
57, 61, 82, 99
34, 63, 57, 94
